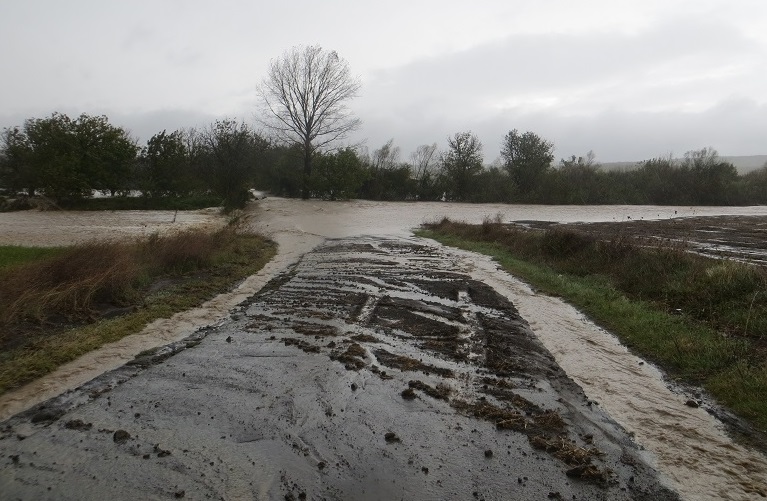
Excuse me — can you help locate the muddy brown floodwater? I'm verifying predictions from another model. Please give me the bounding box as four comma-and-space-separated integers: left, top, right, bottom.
1, 199, 767, 500
0, 208, 226, 247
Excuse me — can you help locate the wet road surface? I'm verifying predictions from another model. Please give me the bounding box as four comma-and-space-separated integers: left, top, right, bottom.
0, 237, 676, 500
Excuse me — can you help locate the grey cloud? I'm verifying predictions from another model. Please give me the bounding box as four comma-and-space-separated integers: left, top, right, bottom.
475, 98, 767, 162
354, 15, 766, 162
354, 97, 767, 164
110, 109, 225, 144
363, 16, 760, 107
0, 108, 222, 146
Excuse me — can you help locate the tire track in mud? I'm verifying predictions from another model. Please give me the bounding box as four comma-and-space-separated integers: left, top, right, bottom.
0, 236, 676, 500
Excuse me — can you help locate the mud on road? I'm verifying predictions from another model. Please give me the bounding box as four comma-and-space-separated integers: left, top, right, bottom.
0, 237, 676, 500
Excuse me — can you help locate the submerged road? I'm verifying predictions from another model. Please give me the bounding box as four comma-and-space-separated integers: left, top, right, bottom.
0, 236, 676, 500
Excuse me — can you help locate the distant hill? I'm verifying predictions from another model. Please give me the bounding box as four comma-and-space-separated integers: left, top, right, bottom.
723, 155, 767, 174
601, 155, 767, 174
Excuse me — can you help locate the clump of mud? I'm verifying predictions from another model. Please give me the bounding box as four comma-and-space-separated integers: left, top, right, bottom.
291, 321, 338, 337
283, 338, 320, 354
374, 349, 454, 378
407, 380, 451, 401
329, 343, 366, 370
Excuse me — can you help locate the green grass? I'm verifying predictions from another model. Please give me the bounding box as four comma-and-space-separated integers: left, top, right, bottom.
0, 246, 65, 269
418, 220, 767, 433
0, 228, 276, 394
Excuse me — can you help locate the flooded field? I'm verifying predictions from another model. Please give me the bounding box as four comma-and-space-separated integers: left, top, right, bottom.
0, 208, 226, 247
1, 199, 767, 500
524, 216, 767, 266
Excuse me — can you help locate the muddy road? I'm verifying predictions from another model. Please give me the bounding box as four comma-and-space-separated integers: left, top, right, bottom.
2, 199, 767, 499
0, 236, 676, 500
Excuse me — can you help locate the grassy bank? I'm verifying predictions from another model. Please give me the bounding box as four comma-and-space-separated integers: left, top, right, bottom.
0, 227, 276, 394
418, 218, 767, 432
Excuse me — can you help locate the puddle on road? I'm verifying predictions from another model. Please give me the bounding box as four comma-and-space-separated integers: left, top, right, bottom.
2, 198, 767, 499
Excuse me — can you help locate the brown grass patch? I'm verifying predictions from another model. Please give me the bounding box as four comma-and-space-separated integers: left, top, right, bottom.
0, 228, 276, 394
0, 242, 140, 328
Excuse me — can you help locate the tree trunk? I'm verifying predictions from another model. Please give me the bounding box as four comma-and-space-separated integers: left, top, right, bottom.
302, 143, 312, 200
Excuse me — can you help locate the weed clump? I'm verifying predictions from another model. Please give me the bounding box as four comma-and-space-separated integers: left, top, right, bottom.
0, 230, 230, 329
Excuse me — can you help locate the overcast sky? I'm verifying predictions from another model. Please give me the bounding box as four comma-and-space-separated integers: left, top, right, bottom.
2, 0, 766, 163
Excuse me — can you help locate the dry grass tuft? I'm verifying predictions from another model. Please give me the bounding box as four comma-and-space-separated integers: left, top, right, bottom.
451, 399, 528, 432
142, 230, 220, 273
1, 242, 139, 326
529, 434, 602, 466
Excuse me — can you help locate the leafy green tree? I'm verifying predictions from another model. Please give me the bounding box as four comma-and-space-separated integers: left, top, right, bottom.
140, 130, 190, 197
741, 163, 767, 204
0, 112, 136, 201
681, 147, 739, 205
200, 119, 266, 210
548, 151, 604, 204
468, 166, 514, 203
311, 148, 367, 200
441, 131, 483, 201
75, 114, 137, 196
23, 113, 84, 200
0, 126, 37, 195
634, 155, 678, 204
258, 45, 361, 199
254, 143, 304, 197
501, 129, 554, 199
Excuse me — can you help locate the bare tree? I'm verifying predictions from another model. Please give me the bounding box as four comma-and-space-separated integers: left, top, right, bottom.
409, 143, 438, 186
370, 139, 401, 172
258, 45, 361, 199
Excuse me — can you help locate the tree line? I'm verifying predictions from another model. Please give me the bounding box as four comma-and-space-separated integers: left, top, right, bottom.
3, 112, 766, 208
0, 113, 268, 210
1, 45, 766, 208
